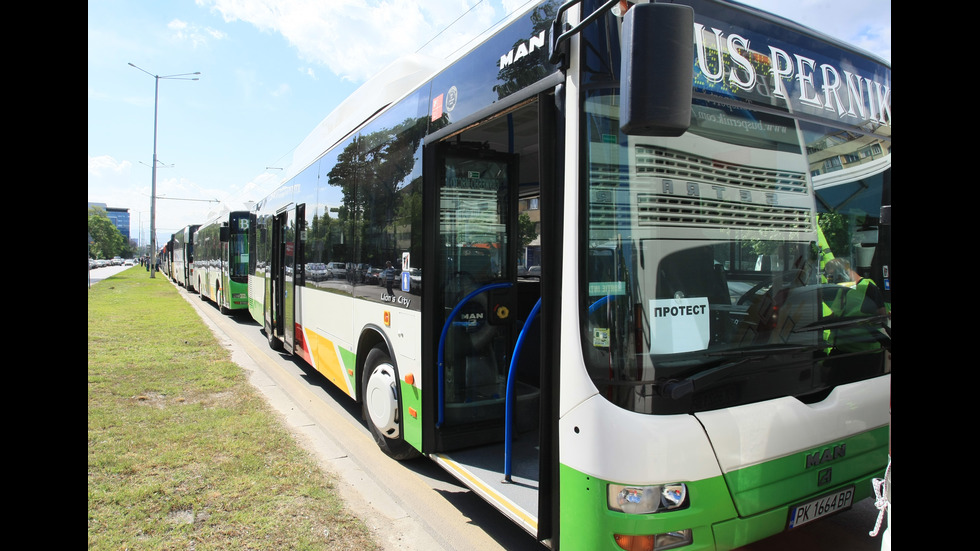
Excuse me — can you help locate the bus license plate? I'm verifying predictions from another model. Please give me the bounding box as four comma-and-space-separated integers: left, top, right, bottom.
787, 486, 854, 529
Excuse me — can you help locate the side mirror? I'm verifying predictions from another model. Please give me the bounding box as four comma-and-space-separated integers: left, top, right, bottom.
219, 224, 230, 242
619, 3, 694, 136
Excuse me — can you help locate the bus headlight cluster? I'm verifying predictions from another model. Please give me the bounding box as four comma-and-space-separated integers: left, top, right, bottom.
609, 483, 692, 550
608, 483, 688, 514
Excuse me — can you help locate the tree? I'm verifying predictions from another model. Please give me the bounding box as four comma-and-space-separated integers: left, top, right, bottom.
518, 212, 537, 249
818, 212, 852, 258
88, 207, 125, 259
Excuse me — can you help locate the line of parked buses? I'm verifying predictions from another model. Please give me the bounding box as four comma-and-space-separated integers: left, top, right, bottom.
155, 209, 409, 317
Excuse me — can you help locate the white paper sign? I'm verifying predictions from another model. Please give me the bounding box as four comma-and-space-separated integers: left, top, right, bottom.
649, 297, 710, 354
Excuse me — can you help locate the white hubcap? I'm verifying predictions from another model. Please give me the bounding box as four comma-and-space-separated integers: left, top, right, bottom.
365, 364, 399, 438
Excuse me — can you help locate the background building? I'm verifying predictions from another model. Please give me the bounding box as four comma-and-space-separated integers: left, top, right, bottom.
89, 202, 131, 241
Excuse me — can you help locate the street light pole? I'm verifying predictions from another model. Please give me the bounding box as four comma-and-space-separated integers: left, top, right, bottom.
128, 62, 200, 278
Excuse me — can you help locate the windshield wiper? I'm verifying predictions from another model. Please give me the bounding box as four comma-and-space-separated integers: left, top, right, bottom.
794, 314, 889, 333
704, 343, 822, 357
661, 357, 752, 399
661, 343, 827, 399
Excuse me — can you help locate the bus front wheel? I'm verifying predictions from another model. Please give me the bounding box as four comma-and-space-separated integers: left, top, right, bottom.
362, 346, 420, 460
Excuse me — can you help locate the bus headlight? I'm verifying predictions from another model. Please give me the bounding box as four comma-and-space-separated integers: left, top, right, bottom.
608, 483, 688, 514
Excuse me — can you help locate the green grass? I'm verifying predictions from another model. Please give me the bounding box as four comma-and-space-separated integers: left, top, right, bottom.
88, 268, 380, 550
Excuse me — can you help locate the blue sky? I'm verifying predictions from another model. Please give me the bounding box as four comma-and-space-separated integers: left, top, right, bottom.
88, 0, 890, 249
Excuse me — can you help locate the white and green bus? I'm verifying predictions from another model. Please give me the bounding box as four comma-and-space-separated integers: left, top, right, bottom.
193, 209, 253, 315
248, 1, 891, 548
171, 223, 201, 290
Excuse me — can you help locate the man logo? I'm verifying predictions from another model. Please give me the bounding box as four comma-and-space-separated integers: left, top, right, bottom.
500, 30, 547, 69
806, 444, 846, 468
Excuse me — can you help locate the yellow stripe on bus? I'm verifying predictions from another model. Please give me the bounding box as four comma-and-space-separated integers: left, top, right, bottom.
431, 453, 538, 532
304, 327, 356, 399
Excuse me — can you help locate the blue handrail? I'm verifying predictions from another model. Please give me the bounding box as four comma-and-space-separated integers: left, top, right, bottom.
437, 282, 513, 428
589, 294, 612, 313
503, 297, 541, 482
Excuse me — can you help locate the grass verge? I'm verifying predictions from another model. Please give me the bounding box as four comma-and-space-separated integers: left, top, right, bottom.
88, 267, 380, 550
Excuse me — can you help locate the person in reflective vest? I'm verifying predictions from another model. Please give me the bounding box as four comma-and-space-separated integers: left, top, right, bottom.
824, 258, 888, 353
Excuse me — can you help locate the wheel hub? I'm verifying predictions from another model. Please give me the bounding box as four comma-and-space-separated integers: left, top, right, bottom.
365, 364, 399, 438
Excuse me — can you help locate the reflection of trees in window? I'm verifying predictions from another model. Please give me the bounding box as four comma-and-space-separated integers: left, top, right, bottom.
818, 212, 851, 259
393, 175, 423, 258
306, 211, 336, 263
327, 116, 427, 266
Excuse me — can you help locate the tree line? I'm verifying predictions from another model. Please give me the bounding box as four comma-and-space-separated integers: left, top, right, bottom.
89, 206, 138, 260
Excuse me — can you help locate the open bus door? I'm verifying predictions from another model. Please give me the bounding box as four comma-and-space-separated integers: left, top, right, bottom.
267, 205, 306, 353
267, 206, 302, 353
419, 96, 557, 540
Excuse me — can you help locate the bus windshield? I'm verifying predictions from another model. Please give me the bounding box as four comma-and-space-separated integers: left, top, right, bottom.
229, 213, 250, 280
579, 5, 891, 415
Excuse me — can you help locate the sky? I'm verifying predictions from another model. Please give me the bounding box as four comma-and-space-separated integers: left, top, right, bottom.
88, 0, 891, 250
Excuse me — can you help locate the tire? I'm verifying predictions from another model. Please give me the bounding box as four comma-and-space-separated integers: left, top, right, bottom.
265, 320, 283, 351
362, 347, 420, 460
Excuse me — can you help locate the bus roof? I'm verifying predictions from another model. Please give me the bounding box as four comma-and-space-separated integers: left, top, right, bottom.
291, 53, 443, 173
285, 1, 549, 182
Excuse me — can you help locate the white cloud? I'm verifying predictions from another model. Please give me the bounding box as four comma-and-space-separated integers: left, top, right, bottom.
197, 0, 505, 82
168, 17, 227, 48
270, 83, 291, 97
88, 155, 132, 177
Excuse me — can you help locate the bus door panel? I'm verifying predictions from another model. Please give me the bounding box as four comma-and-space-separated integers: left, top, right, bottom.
269, 210, 288, 348
287, 204, 305, 353
432, 139, 520, 448
281, 204, 304, 353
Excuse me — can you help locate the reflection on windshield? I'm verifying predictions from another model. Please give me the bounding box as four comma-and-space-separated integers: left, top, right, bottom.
582, 92, 890, 415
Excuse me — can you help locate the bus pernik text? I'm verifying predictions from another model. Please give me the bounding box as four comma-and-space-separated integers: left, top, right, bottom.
694, 23, 891, 127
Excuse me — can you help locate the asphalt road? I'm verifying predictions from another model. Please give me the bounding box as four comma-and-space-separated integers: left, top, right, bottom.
90, 266, 889, 550
88, 263, 137, 285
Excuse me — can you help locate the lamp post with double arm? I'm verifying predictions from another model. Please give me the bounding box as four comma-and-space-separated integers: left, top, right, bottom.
128, 62, 200, 278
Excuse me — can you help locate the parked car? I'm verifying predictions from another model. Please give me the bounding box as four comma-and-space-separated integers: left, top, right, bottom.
306, 263, 328, 282
325, 262, 347, 279
353, 263, 371, 283
365, 267, 382, 285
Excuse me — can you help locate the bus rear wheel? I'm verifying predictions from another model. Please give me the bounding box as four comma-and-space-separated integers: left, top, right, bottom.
362, 346, 420, 460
